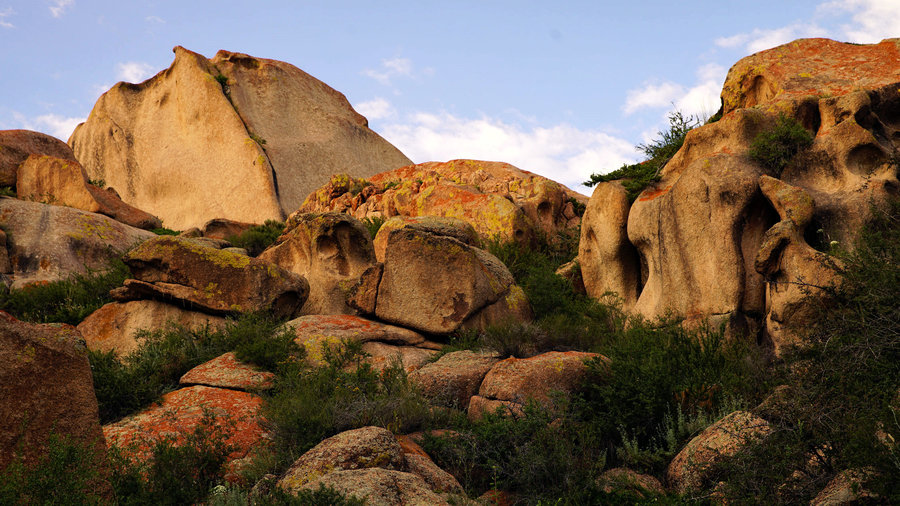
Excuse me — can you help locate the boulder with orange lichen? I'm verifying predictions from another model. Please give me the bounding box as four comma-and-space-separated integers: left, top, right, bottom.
299, 159, 587, 243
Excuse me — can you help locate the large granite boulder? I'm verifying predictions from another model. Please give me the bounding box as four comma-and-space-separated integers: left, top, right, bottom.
468, 351, 602, 420
258, 213, 375, 315
0, 129, 76, 187
409, 350, 500, 409
179, 352, 275, 391
77, 300, 227, 357
114, 235, 309, 318
579, 38, 900, 347
355, 226, 526, 334
69, 46, 411, 230
0, 312, 105, 470
0, 198, 155, 289
285, 314, 441, 372
300, 159, 587, 242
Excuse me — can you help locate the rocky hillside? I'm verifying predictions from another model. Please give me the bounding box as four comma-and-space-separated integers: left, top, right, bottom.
1, 38, 898, 505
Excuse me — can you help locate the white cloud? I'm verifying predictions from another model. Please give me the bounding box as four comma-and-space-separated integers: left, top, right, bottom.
0, 7, 14, 28
820, 0, 900, 43
145, 15, 164, 23
716, 23, 829, 54
49, 0, 73, 18
355, 97, 395, 120
623, 64, 726, 120
379, 111, 636, 193
116, 62, 155, 83
15, 113, 85, 141
623, 82, 685, 115
362, 57, 416, 86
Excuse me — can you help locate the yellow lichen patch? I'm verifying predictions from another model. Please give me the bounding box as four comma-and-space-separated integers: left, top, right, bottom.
504, 285, 528, 308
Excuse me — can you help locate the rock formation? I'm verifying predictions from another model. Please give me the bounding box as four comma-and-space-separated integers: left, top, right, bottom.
69, 46, 412, 230
0, 129, 77, 187
580, 38, 900, 348
0, 198, 154, 289
300, 159, 587, 242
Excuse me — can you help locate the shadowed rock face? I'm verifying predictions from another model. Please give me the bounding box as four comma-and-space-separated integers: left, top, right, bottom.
69, 46, 411, 230
0, 129, 77, 187
580, 38, 900, 346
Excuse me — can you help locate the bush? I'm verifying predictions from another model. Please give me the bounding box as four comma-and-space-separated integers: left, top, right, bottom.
361, 216, 386, 239
0, 433, 107, 505
0, 259, 130, 325
91, 312, 298, 424
748, 114, 813, 173
150, 227, 179, 236
584, 110, 700, 202
227, 220, 285, 256
261, 342, 439, 472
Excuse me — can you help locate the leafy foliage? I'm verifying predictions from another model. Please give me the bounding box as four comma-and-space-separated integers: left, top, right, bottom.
150, 227, 179, 235
227, 220, 285, 256
748, 113, 814, 173
584, 110, 700, 202
0, 259, 130, 325
361, 215, 386, 239
91, 312, 299, 424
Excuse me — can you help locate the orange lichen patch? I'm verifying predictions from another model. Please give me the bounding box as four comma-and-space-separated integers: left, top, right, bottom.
722, 38, 900, 113
102, 385, 265, 464
179, 352, 275, 390
395, 435, 430, 459
637, 185, 673, 202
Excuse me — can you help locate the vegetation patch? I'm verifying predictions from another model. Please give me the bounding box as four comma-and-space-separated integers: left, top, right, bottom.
748, 113, 814, 174
361, 215, 386, 239
584, 110, 701, 202
0, 259, 130, 325
226, 219, 285, 256
150, 227, 179, 236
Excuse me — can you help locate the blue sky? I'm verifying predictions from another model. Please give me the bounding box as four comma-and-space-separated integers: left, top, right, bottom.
1, 0, 899, 193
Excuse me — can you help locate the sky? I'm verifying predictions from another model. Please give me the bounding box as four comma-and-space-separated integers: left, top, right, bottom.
1, 1, 899, 194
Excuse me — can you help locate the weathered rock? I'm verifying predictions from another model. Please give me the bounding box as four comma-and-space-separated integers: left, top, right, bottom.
409, 350, 501, 409
103, 385, 265, 465
0, 129, 76, 187
179, 352, 275, 390
347, 263, 382, 314
0, 228, 10, 274
579, 182, 640, 309
285, 314, 441, 372
810, 468, 877, 506
579, 38, 900, 347
755, 176, 838, 354
468, 351, 602, 420
0, 198, 154, 289
15, 154, 161, 229
396, 435, 464, 495
0, 313, 105, 470
372, 215, 479, 262
721, 38, 900, 114
596, 468, 665, 498
300, 160, 588, 242
258, 213, 375, 315
555, 259, 585, 295
459, 284, 534, 331
278, 426, 406, 491
300, 468, 448, 505
666, 411, 773, 493
201, 218, 256, 240
70, 46, 411, 230
116, 236, 309, 318
373, 227, 519, 334
77, 300, 226, 357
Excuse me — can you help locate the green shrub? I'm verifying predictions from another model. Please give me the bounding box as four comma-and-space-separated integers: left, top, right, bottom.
575, 320, 769, 473
584, 110, 700, 202
91, 312, 297, 424
0, 187, 15, 197
0, 433, 106, 505
87, 178, 106, 188
0, 259, 130, 325
361, 215, 386, 239
214, 73, 228, 86
208, 483, 366, 505
748, 114, 813, 173
150, 227, 179, 236
227, 220, 285, 256
262, 342, 439, 472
